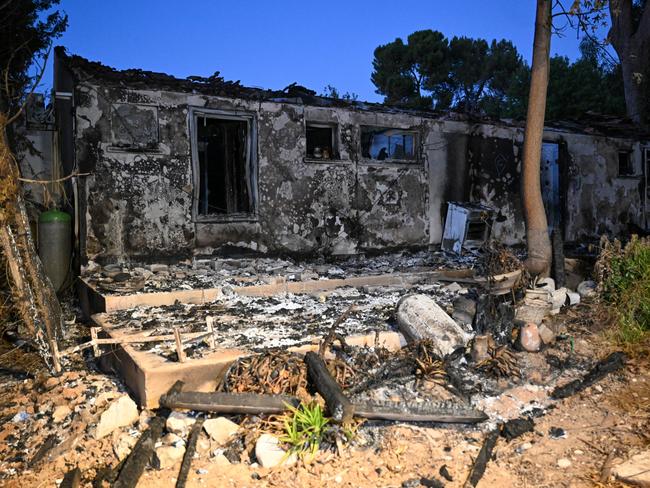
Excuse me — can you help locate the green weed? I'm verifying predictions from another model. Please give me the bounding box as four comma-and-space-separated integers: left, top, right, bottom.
598, 236, 650, 344
280, 402, 330, 458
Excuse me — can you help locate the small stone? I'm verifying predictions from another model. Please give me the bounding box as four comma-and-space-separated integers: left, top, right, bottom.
166, 411, 195, 435
254, 434, 296, 468
557, 458, 572, 468
520, 442, 533, 451
612, 450, 650, 484
203, 417, 239, 445
138, 409, 152, 430
574, 449, 584, 455
149, 264, 169, 273
212, 453, 231, 466
537, 277, 555, 292
444, 282, 463, 293
52, 405, 72, 423
538, 323, 556, 345
470, 335, 490, 363
577, 280, 597, 299
519, 323, 541, 352
113, 432, 137, 461
162, 432, 185, 447
95, 395, 139, 439
44, 377, 60, 390
153, 445, 185, 469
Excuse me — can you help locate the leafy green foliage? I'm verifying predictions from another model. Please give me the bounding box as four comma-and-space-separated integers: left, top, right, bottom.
371, 30, 526, 113
600, 237, 650, 343
371, 29, 626, 120
280, 402, 330, 458
0, 1, 68, 113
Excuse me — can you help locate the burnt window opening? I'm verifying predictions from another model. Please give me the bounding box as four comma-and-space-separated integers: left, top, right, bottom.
195, 115, 254, 217
618, 151, 635, 176
306, 123, 337, 159
361, 126, 417, 162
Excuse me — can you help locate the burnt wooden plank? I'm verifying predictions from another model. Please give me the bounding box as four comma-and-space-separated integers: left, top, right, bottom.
463, 429, 499, 487
160, 391, 299, 414
304, 351, 354, 423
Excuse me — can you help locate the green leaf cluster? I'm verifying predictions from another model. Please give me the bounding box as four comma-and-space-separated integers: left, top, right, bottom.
601, 236, 650, 343
280, 402, 330, 458
371, 30, 626, 120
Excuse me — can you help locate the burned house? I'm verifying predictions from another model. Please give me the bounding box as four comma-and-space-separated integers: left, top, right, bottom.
50, 47, 649, 263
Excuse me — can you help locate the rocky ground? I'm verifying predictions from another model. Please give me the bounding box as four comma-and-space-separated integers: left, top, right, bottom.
0, 298, 648, 488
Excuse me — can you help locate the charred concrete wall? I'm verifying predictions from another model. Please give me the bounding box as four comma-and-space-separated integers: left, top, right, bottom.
68, 75, 646, 262
464, 124, 646, 244
72, 83, 441, 261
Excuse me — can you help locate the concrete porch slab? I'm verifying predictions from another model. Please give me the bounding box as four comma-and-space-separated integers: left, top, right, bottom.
92, 312, 405, 408
80, 268, 473, 316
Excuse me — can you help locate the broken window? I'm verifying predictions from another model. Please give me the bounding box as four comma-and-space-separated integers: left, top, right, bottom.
618, 151, 635, 176
306, 123, 337, 159
193, 112, 255, 218
360, 126, 417, 162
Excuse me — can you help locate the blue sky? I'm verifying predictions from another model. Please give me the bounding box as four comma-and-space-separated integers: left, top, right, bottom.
44, 0, 604, 102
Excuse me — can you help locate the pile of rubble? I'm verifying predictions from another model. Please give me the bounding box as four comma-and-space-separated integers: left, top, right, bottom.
81, 250, 481, 295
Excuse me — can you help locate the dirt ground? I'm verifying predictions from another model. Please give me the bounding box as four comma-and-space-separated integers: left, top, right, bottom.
0, 308, 649, 488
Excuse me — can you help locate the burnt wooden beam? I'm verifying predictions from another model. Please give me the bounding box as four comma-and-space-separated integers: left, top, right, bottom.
304, 351, 354, 423
113, 415, 165, 488
159, 391, 299, 414
175, 417, 205, 488
463, 429, 499, 487
552, 351, 626, 400
60, 467, 81, 488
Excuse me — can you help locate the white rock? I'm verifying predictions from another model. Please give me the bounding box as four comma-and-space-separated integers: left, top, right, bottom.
203, 417, 239, 445
396, 294, 471, 356
95, 395, 139, 439
153, 445, 186, 470
166, 411, 196, 435
613, 450, 650, 484
212, 453, 231, 466
537, 277, 555, 292
551, 287, 568, 310
255, 434, 296, 468
113, 432, 137, 461
557, 458, 572, 468
577, 280, 597, 299
566, 290, 581, 306
52, 405, 72, 423
538, 323, 556, 345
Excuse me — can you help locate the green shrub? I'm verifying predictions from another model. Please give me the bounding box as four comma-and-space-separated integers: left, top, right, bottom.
599, 236, 650, 343
280, 402, 330, 458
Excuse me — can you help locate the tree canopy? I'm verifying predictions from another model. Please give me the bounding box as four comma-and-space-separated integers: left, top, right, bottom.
371, 29, 627, 121
0, 0, 67, 116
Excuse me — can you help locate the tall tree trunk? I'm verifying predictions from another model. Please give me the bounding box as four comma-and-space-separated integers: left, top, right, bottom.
609, 0, 650, 125
522, 0, 553, 276
0, 112, 63, 372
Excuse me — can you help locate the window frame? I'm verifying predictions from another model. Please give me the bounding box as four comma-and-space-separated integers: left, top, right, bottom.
617, 150, 637, 177
189, 106, 258, 223
358, 125, 420, 165
304, 121, 341, 162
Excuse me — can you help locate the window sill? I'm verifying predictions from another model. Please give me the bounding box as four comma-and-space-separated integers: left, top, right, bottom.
194, 214, 259, 224
303, 158, 350, 164
107, 145, 163, 154
358, 159, 422, 167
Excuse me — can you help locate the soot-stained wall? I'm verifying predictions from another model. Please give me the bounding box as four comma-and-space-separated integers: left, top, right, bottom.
72, 82, 441, 262
67, 72, 646, 263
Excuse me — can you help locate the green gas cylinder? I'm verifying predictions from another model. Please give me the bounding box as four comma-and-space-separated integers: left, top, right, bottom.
38, 209, 71, 292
